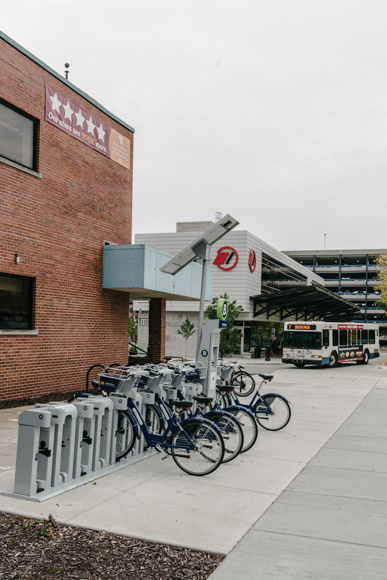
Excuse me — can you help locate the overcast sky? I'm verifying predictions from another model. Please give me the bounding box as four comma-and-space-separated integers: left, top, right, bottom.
3, 1, 387, 251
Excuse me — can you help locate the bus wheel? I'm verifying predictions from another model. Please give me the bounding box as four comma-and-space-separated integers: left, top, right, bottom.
362, 350, 369, 365
329, 352, 338, 368
294, 362, 305, 368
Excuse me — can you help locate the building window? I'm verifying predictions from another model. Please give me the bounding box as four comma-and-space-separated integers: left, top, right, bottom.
261, 253, 307, 294
0, 273, 34, 330
0, 99, 38, 170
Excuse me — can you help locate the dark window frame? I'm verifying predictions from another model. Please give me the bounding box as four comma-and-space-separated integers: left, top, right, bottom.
339, 329, 347, 346
0, 272, 34, 330
361, 329, 368, 344
0, 97, 39, 171
283, 331, 322, 350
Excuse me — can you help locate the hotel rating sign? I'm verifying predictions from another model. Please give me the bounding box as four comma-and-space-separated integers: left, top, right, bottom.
45, 84, 130, 169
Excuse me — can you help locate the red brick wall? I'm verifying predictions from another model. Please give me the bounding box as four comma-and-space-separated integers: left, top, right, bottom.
0, 38, 134, 402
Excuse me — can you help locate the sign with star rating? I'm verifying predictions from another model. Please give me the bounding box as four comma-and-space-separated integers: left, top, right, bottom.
45, 84, 130, 169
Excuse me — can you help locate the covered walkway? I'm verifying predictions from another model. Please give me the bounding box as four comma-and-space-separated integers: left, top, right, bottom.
252, 281, 360, 321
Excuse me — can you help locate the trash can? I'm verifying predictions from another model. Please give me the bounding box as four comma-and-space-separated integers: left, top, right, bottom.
254, 346, 261, 359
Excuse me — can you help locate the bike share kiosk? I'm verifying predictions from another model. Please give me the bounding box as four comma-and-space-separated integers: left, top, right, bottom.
196, 298, 228, 399
160, 215, 239, 397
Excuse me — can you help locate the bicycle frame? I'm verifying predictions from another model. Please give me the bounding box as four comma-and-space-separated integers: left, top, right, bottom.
175, 388, 241, 426
221, 386, 289, 418
127, 393, 198, 452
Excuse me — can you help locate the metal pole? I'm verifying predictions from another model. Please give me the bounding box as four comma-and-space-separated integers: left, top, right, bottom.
196, 247, 210, 360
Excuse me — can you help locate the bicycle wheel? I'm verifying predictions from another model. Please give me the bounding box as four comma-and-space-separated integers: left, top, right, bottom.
143, 405, 163, 450
223, 406, 258, 453
255, 394, 291, 431
116, 410, 137, 460
231, 371, 255, 397
205, 411, 244, 463
145, 405, 163, 434
171, 419, 224, 476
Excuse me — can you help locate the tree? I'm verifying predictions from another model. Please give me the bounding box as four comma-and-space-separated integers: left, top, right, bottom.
375, 254, 387, 310
178, 315, 196, 360
128, 314, 138, 354
205, 293, 243, 358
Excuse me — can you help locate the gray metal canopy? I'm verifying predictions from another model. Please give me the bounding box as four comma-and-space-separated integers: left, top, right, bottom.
251, 282, 361, 321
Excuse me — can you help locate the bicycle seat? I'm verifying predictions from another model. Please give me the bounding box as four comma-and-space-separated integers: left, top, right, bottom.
173, 400, 193, 409
217, 385, 235, 393
193, 396, 213, 404
185, 372, 200, 381
259, 374, 273, 381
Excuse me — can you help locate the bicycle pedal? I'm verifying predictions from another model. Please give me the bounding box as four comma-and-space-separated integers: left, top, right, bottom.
154, 444, 163, 453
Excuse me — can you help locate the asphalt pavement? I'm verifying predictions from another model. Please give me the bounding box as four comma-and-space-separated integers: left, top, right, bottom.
209, 358, 387, 579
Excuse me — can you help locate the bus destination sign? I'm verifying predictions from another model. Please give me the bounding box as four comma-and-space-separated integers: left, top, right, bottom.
288, 324, 317, 331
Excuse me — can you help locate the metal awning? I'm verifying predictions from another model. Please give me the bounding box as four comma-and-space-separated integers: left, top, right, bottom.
251, 282, 360, 321
103, 244, 212, 300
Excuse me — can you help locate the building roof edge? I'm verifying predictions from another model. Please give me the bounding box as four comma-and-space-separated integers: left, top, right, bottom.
0, 30, 135, 134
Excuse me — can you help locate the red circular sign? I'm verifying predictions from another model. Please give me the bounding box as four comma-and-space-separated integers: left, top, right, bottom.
213, 246, 239, 270
248, 249, 256, 273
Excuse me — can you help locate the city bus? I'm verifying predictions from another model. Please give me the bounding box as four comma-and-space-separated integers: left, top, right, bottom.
282, 321, 380, 368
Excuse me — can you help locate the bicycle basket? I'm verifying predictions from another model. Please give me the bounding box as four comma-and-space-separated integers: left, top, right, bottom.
99, 367, 138, 398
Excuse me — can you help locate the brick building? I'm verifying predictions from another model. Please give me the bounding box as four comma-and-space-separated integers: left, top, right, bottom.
0, 32, 135, 402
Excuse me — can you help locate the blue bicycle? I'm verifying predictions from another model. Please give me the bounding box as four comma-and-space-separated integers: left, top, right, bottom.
164, 363, 258, 454
72, 367, 225, 476
219, 373, 291, 431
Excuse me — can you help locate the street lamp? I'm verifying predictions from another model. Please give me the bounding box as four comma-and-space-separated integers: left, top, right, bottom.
160, 214, 239, 359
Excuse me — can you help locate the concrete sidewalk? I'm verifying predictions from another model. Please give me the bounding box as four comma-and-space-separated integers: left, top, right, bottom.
208, 370, 387, 578
0, 361, 386, 562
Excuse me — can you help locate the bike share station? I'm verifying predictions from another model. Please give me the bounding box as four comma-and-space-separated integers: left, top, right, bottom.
3, 216, 239, 502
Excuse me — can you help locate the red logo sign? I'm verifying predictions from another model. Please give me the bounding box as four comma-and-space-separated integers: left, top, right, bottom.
213, 246, 238, 270
248, 249, 256, 273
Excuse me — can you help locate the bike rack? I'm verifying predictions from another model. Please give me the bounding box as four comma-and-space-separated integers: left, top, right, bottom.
4, 366, 200, 502
36, 403, 78, 487
72, 400, 95, 479
13, 408, 53, 497
109, 393, 128, 464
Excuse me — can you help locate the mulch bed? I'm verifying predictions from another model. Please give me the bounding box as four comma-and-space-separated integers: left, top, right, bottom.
0, 512, 223, 579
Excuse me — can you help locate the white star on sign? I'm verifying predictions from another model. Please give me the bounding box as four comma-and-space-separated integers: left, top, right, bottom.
50, 92, 62, 113
74, 108, 85, 128
96, 123, 106, 142
86, 116, 96, 135
63, 100, 73, 121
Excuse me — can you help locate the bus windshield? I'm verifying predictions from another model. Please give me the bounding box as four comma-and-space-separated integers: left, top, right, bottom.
284, 331, 322, 350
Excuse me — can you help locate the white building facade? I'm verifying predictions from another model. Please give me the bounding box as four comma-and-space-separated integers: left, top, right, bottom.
134, 222, 325, 358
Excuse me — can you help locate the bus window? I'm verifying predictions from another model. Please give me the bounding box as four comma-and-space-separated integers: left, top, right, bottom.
349, 329, 357, 345
283, 331, 322, 350
323, 330, 329, 347
332, 329, 338, 346
339, 329, 347, 346
361, 329, 368, 344
369, 330, 376, 344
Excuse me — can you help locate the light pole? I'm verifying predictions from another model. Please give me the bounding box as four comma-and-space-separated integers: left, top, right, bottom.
160, 214, 239, 360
